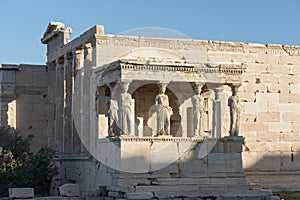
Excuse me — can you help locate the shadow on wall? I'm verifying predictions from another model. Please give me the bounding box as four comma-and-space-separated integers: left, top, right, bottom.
243, 150, 300, 191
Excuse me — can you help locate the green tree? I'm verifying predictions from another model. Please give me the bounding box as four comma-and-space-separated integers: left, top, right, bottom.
0, 146, 21, 172
0, 126, 58, 197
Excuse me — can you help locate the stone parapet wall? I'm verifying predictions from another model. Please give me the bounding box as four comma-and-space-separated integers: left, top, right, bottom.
103, 136, 272, 199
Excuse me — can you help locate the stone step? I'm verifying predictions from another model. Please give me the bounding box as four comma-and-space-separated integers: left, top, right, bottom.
112, 171, 246, 179
124, 189, 271, 200
108, 183, 256, 193
125, 192, 154, 200
112, 177, 248, 186
157, 177, 247, 185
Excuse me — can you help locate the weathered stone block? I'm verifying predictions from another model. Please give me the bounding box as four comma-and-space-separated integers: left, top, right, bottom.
257, 112, 280, 122
244, 63, 268, 73
267, 83, 290, 94
239, 92, 256, 102
292, 122, 300, 131
208, 51, 232, 62
260, 74, 280, 83
278, 55, 300, 65
290, 83, 300, 94
280, 152, 300, 171
268, 102, 291, 113
256, 152, 281, 171
224, 189, 272, 199
125, 192, 154, 199
243, 83, 268, 93
268, 196, 281, 200
257, 54, 279, 65
231, 53, 256, 63
291, 142, 300, 151
59, 184, 80, 197
243, 122, 268, 132
242, 151, 258, 170
267, 64, 289, 74
152, 191, 176, 199
243, 102, 267, 114
207, 153, 243, 173
268, 122, 291, 132
292, 64, 300, 74
243, 142, 269, 152
178, 158, 208, 173
150, 162, 179, 178
135, 185, 199, 193
223, 136, 244, 153
243, 132, 257, 142
240, 113, 256, 123
280, 93, 300, 103
241, 74, 257, 83
281, 132, 300, 142
9, 188, 34, 198
269, 142, 291, 152
282, 112, 300, 122
279, 74, 300, 84
149, 142, 178, 172
256, 132, 280, 142
256, 93, 279, 103
108, 191, 123, 198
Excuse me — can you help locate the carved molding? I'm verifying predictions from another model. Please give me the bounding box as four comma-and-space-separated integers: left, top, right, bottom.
95, 35, 300, 55
96, 60, 245, 76
109, 136, 205, 142
96, 36, 205, 50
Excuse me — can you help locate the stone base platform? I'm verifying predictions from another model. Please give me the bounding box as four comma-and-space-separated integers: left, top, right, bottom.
100, 136, 275, 199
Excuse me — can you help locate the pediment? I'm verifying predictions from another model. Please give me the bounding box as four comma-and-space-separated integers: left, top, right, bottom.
41, 21, 72, 44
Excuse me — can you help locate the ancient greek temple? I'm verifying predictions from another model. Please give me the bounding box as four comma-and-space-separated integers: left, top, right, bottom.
37, 21, 280, 199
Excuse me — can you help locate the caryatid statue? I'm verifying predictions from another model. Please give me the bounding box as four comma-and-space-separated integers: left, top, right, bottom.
155, 83, 173, 136
107, 97, 119, 137
119, 82, 134, 135
228, 84, 241, 136
191, 83, 205, 137
105, 86, 119, 137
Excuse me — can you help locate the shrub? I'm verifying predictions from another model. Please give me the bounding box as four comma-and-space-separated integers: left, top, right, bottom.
0, 126, 58, 197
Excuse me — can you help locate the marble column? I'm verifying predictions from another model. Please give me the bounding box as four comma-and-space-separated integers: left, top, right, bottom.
72, 48, 84, 153
63, 52, 73, 153
55, 57, 64, 152
46, 61, 56, 148
212, 85, 223, 138
82, 43, 92, 150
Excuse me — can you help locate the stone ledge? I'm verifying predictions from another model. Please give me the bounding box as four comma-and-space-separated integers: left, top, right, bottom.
59, 184, 80, 197
9, 188, 34, 199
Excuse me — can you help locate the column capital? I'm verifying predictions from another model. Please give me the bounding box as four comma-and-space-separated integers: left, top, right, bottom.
212, 84, 223, 101
84, 43, 93, 54
56, 57, 64, 65
64, 52, 73, 61
120, 81, 131, 94
158, 81, 169, 87
229, 83, 241, 96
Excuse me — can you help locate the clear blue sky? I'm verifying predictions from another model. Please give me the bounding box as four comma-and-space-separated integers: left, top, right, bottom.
0, 0, 300, 64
